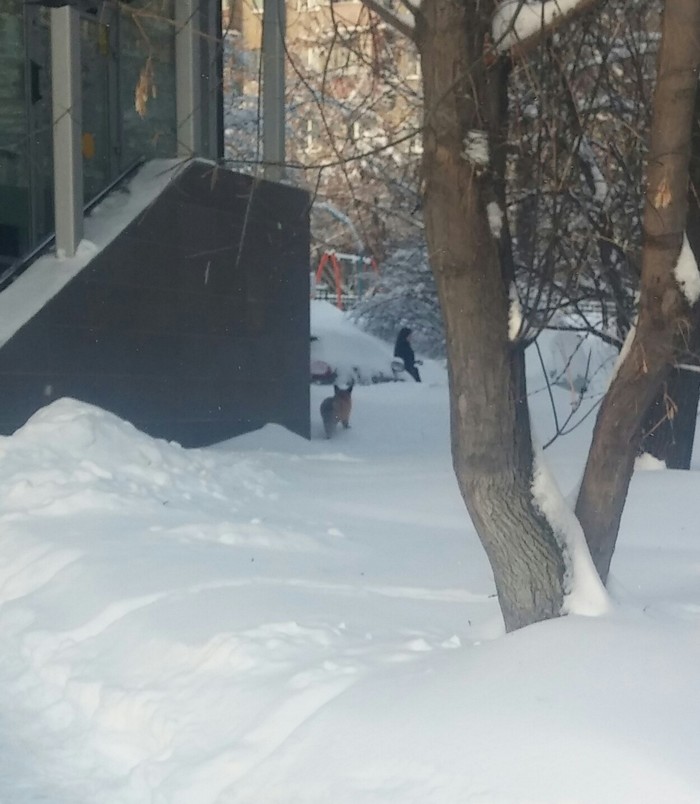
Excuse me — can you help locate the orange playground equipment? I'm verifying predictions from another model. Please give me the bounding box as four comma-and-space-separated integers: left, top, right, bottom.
314, 251, 379, 310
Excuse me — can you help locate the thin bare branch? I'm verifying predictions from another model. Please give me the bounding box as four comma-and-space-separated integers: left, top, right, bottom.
361, 0, 415, 41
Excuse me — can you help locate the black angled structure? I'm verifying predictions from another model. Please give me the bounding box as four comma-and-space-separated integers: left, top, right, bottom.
0, 162, 311, 446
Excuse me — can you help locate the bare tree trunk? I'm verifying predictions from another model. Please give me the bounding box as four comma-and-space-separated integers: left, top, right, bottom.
575, 0, 700, 582
416, 1, 566, 631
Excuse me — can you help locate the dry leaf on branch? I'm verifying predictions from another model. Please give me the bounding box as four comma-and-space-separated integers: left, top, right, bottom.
135, 57, 155, 119
664, 389, 678, 422
653, 175, 672, 209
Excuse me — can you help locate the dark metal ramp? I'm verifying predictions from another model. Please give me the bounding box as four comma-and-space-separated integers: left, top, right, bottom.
0, 161, 310, 446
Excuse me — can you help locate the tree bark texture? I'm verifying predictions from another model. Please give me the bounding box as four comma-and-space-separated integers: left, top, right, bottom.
575, 0, 700, 582
416, 1, 566, 631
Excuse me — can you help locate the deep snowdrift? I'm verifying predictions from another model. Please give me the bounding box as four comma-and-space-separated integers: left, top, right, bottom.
0, 303, 698, 803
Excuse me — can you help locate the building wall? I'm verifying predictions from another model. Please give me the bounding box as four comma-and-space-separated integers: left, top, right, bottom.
0, 162, 311, 446
237, 0, 367, 65
243, 0, 365, 49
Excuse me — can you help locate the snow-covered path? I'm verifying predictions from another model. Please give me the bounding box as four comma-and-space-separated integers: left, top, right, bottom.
0, 306, 699, 802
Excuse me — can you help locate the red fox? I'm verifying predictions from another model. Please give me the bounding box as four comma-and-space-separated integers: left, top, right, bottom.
320, 383, 353, 439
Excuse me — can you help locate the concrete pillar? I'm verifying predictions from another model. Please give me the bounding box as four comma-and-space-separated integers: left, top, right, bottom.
51, 5, 83, 258
262, 0, 285, 182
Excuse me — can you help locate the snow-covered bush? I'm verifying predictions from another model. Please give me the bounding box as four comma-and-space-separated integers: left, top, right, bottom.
349, 243, 445, 359
538, 323, 618, 397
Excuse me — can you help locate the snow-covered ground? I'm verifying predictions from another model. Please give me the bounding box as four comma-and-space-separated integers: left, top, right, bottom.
0, 301, 699, 803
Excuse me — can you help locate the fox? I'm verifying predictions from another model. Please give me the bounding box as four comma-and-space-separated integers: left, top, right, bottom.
320, 383, 353, 439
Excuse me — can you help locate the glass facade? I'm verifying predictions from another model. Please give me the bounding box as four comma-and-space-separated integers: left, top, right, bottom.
81, 12, 115, 201
27, 8, 55, 250
0, 0, 30, 264
118, 0, 177, 168
0, 0, 179, 267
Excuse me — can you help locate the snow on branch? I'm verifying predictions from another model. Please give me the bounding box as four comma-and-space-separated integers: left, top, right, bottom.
531, 448, 610, 617
606, 318, 636, 388
361, 0, 415, 41
676, 363, 700, 375
508, 283, 523, 341
487, 201, 504, 240
461, 130, 490, 167
493, 0, 602, 56
578, 137, 608, 204
673, 233, 700, 306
